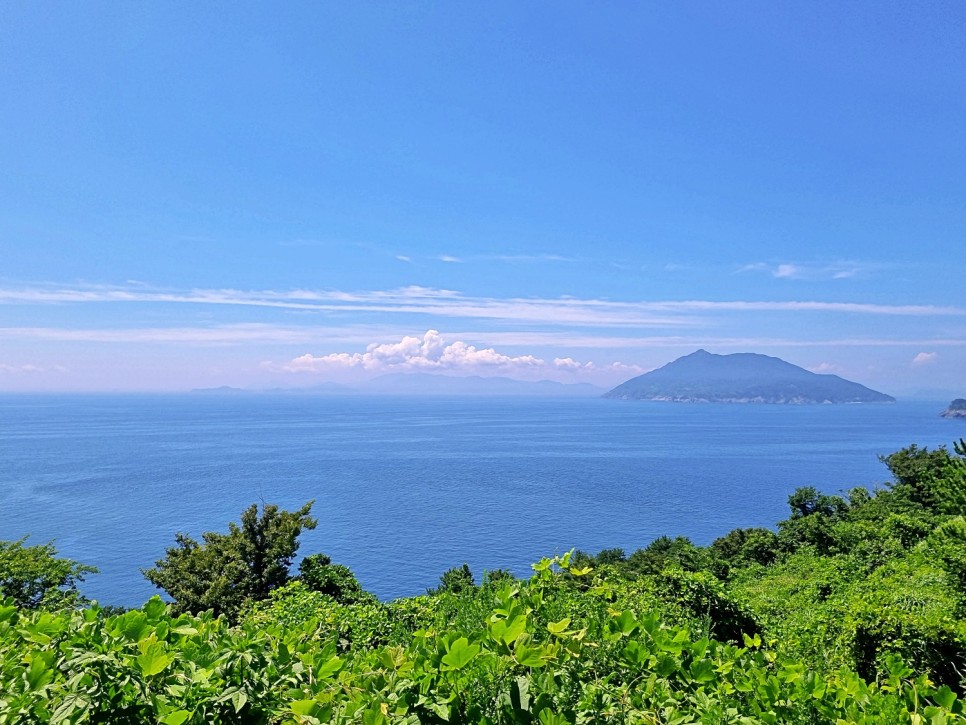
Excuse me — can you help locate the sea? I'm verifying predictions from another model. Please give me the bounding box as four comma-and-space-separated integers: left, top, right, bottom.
0, 394, 961, 608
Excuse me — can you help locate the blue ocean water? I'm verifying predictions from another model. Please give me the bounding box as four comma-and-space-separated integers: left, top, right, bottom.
0, 394, 961, 607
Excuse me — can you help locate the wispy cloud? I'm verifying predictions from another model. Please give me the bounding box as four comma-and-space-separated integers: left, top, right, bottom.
2, 325, 964, 352
437, 255, 462, 263
0, 283, 961, 331
911, 351, 938, 366
737, 260, 876, 280
0, 362, 67, 374
479, 253, 575, 263
807, 362, 843, 374
0, 324, 398, 345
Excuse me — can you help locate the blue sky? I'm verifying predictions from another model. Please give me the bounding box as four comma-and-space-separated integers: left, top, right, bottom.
1, 2, 963, 395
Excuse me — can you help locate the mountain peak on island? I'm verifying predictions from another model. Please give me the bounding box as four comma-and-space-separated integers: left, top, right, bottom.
604, 350, 895, 404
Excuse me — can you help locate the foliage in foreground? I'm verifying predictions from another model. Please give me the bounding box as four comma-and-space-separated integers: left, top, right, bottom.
2, 553, 965, 724
4, 439, 966, 722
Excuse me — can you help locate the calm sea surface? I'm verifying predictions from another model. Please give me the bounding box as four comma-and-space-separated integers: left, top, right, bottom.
0, 394, 961, 607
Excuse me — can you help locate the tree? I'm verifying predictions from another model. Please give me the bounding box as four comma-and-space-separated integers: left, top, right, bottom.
143, 501, 317, 620
299, 553, 371, 604
710, 527, 779, 571
0, 537, 96, 609
429, 563, 475, 595
881, 444, 952, 510
627, 536, 707, 575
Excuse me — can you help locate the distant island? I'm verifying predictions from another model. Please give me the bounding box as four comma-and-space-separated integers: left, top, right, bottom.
604, 349, 895, 404
941, 399, 966, 418
191, 375, 604, 398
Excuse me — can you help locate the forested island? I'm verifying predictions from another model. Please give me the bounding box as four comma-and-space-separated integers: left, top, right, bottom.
2, 440, 965, 722
605, 350, 895, 404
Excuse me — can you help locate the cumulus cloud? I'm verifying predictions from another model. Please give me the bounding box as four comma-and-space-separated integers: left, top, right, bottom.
284, 331, 545, 375
277, 331, 642, 382
911, 352, 938, 366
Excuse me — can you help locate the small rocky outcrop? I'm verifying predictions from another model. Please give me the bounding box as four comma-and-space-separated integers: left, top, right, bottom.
941, 399, 966, 418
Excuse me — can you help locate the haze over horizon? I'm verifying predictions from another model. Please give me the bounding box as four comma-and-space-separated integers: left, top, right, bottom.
1, 4, 963, 397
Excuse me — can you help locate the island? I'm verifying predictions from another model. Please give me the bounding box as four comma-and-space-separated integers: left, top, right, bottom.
604, 349, 895, 404
941, 399, 966, 418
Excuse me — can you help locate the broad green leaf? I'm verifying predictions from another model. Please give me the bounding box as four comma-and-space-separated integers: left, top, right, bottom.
538, 710, 569, 725
615, 610, 638, 636
119, 612, 152, 642
690, 659, 716, 683
142, 596, 167, 620
161, 711, 191, 725
137, 643, 172, 677
25, 657, 53, 691
290, 699, 321, 716
546, 617, 571, 635
515, 644, 545, 668
934, 685, 957, 710
622, 641, 646, 666
317, 655, 343, 679
441, 637, 479, 671
492, 614, 527, 645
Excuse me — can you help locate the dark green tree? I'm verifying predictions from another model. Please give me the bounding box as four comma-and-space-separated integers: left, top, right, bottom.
143, 501, 317, 620
0, 537, 96, 609
881, 444, 953, 510
430, 563, 475, 595
299, 553, 371, 604
627, 536, 707, 575
710, 527, 779, 571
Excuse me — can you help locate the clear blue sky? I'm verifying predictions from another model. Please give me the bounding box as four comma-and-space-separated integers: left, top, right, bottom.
1, 2, 963, 395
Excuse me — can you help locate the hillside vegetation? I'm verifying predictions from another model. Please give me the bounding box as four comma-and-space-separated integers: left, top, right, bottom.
2, 440, 966, 723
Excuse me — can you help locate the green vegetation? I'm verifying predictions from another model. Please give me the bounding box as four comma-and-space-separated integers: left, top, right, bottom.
3, 441, 966, 722
142, 502, 317, 621
0, 538, 95, 610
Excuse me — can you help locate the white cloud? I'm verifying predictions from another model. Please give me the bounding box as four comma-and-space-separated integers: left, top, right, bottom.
437, 255, 462, 263
808, 362, 843, 374
774, 263, 802, 279
552, 357, 586, 370
0, 283, 961, 331
911, 351, 938, 366
0, 363, 67, 374
483, 254, 575, 263
273, 331, 651, 385
395, 255, 412, 263
738, 260, 875, 281
281, 330, 548, 376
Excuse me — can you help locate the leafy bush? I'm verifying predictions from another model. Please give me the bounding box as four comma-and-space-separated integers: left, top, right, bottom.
0, 537, 96, 610
1, 554, 964, 724
298, 554, 372, 605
